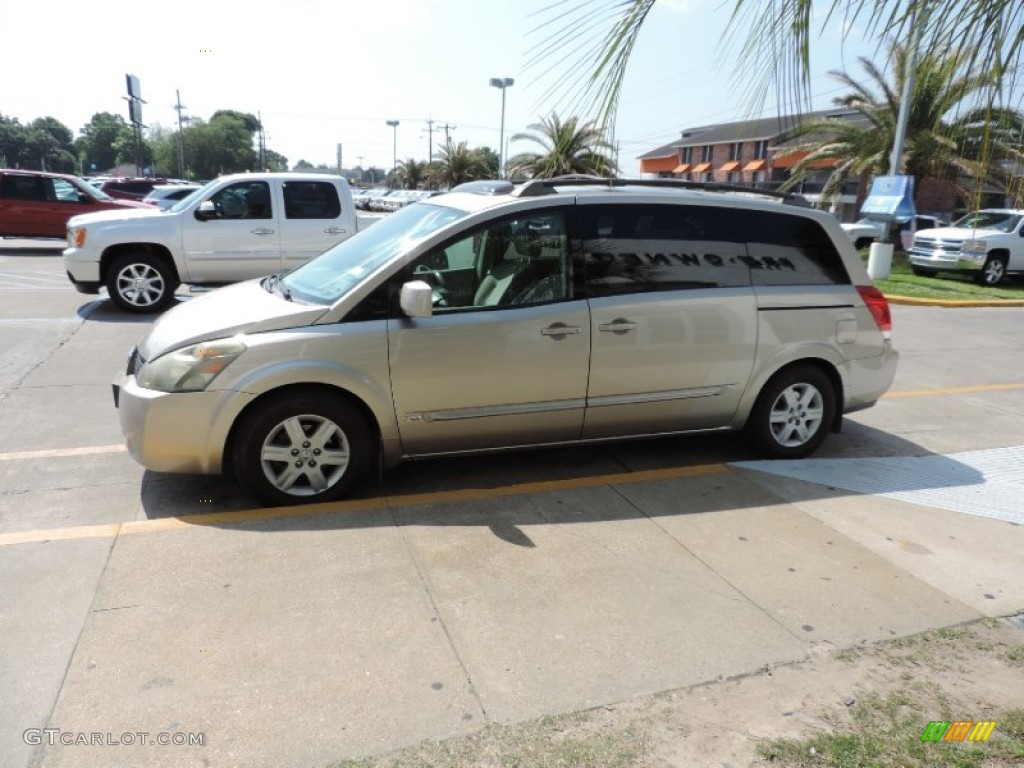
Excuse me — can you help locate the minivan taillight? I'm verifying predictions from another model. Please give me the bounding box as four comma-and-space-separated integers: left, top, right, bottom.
856, 285, 892, 337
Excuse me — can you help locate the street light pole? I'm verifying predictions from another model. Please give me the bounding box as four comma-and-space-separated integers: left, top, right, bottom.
489, 77, 514, 178
386, 120, 399, 179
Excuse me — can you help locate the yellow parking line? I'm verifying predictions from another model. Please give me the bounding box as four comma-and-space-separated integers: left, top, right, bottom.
0, 463, 728, 548
0, 445, 126, 462
883, 382, 1024, 399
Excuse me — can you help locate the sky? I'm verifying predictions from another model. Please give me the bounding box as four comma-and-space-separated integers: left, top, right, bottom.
1, 0, 1009, 176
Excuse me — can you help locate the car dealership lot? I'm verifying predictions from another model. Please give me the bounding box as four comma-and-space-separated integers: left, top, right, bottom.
2, 241, 1023, 768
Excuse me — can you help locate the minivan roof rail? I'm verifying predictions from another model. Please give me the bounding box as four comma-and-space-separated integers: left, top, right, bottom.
512, 176, 811, 207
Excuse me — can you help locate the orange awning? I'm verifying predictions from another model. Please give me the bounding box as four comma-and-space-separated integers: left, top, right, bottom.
639, 156, 678, 173
691, 162, 713, 173
672, 163, 690, 173
743, 159, 766, 171
771, 151, 838, 170
720, 161, 741, 172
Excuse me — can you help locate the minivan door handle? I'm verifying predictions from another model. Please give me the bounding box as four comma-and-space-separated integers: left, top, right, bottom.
540, 323, 581, 337
250, 228, 276, 235
598, 319, 637, 334
323, 227, 348, 234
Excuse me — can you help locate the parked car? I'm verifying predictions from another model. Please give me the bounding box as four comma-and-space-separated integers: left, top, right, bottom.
64, 173, 380, 312
97, 177, 169, 201
908, 209, 1024, 285
142, 184, 201, 210
113, 177, 898, 506
841, 214, 945, 250
0, 169, 149, 239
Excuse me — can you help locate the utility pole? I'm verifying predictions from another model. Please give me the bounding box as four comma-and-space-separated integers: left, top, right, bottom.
337, 143, 343, 174
424, 119, 435, 162
174, 89, 187, 179
440, 123, 457, 148
257, 111, 267, 171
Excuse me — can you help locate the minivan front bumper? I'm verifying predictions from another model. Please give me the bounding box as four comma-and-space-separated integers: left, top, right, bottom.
116, 375, 255, 475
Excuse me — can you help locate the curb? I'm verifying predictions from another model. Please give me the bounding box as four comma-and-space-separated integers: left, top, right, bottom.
885, 295, 1024, 308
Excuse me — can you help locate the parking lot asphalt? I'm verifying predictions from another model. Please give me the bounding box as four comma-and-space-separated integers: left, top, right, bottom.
2, 241, 1023, 767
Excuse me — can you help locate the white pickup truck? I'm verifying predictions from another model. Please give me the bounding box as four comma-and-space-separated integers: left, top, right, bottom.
907, 209, 1024, 285
63, 172, 380, 312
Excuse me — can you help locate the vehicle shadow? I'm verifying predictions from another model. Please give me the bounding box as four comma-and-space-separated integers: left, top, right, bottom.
76, 296, 188, 324
136, 421, 986, 535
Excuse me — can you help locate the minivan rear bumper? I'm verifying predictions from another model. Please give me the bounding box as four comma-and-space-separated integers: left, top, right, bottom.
843, 342, 899, 413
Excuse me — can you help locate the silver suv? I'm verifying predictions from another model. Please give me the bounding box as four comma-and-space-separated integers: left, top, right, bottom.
115, 178, 898, 505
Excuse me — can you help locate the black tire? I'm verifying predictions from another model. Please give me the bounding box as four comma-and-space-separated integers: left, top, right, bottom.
745, 365, 836, 459
233, 393, 373, 506
910, 265, 937, 277
976, 255, 1007, 286
105, 253, 178, 312
854, 238, 872, 250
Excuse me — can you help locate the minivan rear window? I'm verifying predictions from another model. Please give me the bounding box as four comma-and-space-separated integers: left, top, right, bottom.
744, 211, 850, 285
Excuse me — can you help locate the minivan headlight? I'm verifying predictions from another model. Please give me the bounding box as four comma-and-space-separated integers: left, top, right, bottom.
137, 339, 246, 392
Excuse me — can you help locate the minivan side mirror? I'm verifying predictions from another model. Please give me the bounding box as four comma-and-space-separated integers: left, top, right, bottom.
195, 200, 216, 221
400, 280, 433, 318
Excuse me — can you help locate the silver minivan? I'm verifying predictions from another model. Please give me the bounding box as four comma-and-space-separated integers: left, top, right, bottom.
115, 179, 898, 505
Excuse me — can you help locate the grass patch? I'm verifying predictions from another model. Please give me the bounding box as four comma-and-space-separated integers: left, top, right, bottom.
1005, 646, 1024, 667
758, 687, 1024, 767
329, 712, 647, 768
863, 251, 1024, 301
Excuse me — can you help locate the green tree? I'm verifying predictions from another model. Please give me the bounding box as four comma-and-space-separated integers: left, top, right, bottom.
210, 110, 261, 133
430, 141, 489, 187
779, 41, 1023, 207
77, 112, 134, 173
506, 114, 616, 178
293, 159, 315, 170
181, 114, 257, 178
530, 0, 1020, 142
264, 149, 288, 172
393, 157, 428, 189
0, 114, 77, 172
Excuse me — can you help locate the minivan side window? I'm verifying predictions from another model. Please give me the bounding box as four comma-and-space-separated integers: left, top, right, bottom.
283, 181, 342, 219
745, 210, 850, 285
579, 204, 751, 297
403, 210, 571, 312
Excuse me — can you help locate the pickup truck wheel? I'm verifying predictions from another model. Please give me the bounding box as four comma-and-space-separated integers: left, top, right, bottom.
745, 365, 836, 459
106, 254, 177, 312
976, 255, 1007, 286
854, 237, 872, 250
910, 265, 937, 277
234, 394, 373, 506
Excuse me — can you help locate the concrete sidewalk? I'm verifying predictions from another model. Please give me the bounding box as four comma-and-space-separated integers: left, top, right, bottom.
6, 462, 1021, 768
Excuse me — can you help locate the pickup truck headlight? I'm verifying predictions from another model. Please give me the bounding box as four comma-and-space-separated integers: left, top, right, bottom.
137, 339, 246, 392
962, 239, 987, 256
68, 226, 86, 248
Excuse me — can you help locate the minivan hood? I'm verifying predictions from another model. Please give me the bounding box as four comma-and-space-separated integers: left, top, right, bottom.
139, 280, 329, 360
68, 206, 165, 227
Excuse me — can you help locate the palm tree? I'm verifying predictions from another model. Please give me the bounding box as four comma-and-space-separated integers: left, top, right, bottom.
506, 114, 616, 178
529, 0, 1021, 142
393, 157, 427, 190
430, 141, 489, 188
779, 41, 1023, 206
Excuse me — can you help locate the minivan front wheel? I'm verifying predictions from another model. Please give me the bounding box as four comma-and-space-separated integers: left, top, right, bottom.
234, 393, 373, 506
106, 253, 177, 312
746, 366, 836, 459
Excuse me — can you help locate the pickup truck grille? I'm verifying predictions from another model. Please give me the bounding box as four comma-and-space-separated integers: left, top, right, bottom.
911, 237, 963, 254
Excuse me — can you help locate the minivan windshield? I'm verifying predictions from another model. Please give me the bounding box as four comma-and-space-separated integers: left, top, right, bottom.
281, 202, 467, 304
952, 211, 1022, 233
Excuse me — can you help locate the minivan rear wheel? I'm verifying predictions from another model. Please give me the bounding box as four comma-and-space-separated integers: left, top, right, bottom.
746, 366, 836, 459
234, 393, 373, 506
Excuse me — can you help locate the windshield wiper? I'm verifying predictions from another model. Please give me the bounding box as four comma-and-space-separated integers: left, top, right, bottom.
263, 273, 292, 301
